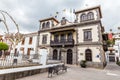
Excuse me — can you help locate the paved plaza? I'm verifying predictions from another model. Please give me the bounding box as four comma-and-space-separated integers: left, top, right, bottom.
16, 63, 120, 80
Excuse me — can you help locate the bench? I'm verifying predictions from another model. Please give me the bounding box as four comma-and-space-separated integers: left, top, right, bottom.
48, 64, 67, 77
61, 64, 67, 72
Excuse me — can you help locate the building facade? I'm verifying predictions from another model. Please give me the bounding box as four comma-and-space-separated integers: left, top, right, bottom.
113, 33, 120, 62
103, 32, 119, 63
11, 32, 38, 58
38, 6, 106, 68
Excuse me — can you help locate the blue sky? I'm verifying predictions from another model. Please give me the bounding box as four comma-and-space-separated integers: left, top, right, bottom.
0, 0, 120, 34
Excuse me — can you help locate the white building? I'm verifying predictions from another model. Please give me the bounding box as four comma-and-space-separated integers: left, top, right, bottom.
9, 32, 48, 65
11, 32, 38, 58
113, 33, 120, 61
38, 6, 106, 68
105, 32, 120, 62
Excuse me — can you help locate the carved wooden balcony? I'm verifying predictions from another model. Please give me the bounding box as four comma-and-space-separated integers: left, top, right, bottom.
50, 39, 74, 47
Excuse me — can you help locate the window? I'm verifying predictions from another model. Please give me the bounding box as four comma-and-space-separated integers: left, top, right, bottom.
54, 35, 59, 42
27, 48, 31, 56
42, 35, 47, 44
116, 50, 118, 53
87, 12, 94, 20
85, 49, 92, 61
68, 33, 73, 41
53, 49, 58, 60
68, 33, 73, 39
21, 38, 25, 45
46, 22, 50, 28
42, 23, 45, 29
20, 47, 24, 54
61, 34, 66, 41
84, 30, 92, 41
29, 37, 33, 44
80, 13, 87, 22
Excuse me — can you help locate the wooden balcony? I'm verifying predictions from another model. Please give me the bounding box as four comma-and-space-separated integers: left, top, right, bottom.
50, 39, 74, 47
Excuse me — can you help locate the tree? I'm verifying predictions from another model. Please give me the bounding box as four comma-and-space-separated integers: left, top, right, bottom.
0, 42, 9, 57
5, 33, 24, 54
107, 39, 115, 47
0, 42, 9, 51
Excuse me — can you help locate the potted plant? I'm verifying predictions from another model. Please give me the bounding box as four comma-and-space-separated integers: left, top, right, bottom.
80, 60, 87, 68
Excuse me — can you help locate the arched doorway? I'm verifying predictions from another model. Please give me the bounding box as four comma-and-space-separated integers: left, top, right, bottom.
109, 51, 115, 62
85, 49, 92, 61
53, 49, 58, 60
67, 49, 73, 64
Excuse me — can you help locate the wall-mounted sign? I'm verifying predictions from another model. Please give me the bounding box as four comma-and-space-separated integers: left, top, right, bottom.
80, 53, 83, 55
96, 55, 99, 58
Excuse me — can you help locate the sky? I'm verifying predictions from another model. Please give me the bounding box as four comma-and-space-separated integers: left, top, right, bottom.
0, 0, 120, 34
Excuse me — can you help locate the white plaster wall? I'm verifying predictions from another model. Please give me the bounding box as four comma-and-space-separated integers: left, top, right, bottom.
53, 20, 58, 26
78, 24, 99, 43
78, 46, 101, 62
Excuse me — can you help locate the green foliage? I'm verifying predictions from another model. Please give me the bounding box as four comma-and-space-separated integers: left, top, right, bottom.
0, 42, 9, 51
107, 39, 115, 46
116, 62, 120, 66
80, 60, 87, 68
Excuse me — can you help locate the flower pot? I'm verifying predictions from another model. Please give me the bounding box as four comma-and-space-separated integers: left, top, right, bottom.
80, 60, 87, 68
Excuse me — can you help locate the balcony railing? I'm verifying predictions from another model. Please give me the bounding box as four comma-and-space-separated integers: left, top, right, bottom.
50, 39, 74, 47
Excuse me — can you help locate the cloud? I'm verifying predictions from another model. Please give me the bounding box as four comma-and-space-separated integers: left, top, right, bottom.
0, 0, 120, 34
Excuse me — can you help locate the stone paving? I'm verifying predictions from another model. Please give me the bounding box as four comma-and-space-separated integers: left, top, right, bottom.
16, 63, 120, 80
